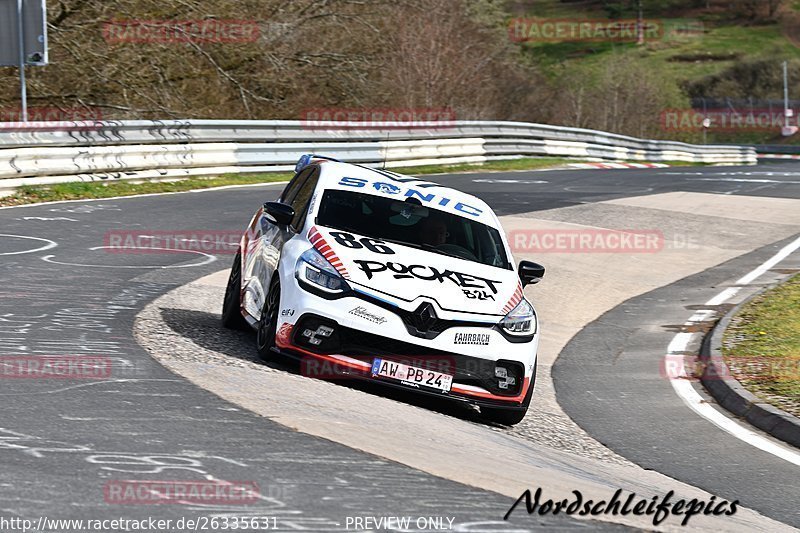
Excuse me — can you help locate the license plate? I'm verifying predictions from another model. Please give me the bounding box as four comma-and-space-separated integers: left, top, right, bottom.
371, 358, 453, 393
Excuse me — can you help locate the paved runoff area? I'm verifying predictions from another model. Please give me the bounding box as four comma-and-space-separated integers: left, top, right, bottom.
2, 162, 800, 530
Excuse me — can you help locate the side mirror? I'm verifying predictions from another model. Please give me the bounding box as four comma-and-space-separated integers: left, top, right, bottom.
518, 260, 545, 287
264, 201, 295, 226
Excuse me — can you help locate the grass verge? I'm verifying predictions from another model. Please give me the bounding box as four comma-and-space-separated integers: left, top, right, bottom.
0, 173, 294, 207
392, 157, 575, 175
0, 156, 705, 208
723, 273, 800, 417
0, 158, 576, 207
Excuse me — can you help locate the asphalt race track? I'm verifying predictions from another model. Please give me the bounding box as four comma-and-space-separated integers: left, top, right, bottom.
1, 161, 800, 531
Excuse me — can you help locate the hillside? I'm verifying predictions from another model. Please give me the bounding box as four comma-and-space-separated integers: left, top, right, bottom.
1, 0, 799, 144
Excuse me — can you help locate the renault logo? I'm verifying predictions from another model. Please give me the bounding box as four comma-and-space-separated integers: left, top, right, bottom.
412, 302, 438, 333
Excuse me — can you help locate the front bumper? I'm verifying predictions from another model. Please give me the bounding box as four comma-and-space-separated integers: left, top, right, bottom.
270, 263, 538, 407
274, 317, 533, 408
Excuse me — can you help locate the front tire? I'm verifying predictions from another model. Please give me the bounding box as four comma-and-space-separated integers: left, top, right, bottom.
481, 361, 536, 426
256, 277, 281, 361
221, 252, 248, 330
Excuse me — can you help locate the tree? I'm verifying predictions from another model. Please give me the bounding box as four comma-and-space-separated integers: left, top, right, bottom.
373, 0, 541, 120
548, 53, 688, 139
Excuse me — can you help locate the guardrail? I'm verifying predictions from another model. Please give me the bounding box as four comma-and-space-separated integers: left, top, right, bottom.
749, 144, 800, 161
0, 120, 757, 195
751, 144, 800, 154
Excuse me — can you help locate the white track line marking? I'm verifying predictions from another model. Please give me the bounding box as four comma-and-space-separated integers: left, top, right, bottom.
19, 216, 78, 222
41, 246, 216, 269
0, 234, 58, 256
0, 378, 183, 396
667, 235, 800, 467
688, 177, 800, 184
471, 179, 549, 184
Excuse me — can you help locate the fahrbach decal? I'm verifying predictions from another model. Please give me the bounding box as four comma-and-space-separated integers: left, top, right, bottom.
454, 332, 490, 345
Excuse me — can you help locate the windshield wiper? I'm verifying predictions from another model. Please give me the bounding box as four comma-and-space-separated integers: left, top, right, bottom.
325, 224, 378, 240
321, 227, 471, 262
419, 243, 467, 260
376, 237, 427, 252
367, 237, 469, 261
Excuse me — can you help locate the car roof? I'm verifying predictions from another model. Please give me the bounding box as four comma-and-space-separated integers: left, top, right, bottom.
310, 160, 499, 226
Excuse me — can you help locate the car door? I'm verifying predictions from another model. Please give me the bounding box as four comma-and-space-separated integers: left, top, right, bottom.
242, 167, 317, 318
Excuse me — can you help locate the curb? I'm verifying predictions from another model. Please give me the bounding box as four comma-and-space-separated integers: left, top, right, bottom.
565, 161, 670, 170
757, 154, 800, 161
700, 283, 800, 449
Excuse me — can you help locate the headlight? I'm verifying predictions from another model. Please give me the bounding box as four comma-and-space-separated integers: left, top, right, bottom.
295, 248, 350, 293
499, 299, 537, 336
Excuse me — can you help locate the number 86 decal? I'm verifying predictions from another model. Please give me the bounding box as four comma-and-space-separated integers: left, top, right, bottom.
330, 231, 395, 255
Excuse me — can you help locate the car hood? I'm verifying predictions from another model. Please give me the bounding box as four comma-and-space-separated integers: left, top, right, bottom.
309, 226, 522, 316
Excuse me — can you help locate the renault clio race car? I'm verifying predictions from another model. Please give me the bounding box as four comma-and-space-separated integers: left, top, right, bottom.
221, 155, 545, 424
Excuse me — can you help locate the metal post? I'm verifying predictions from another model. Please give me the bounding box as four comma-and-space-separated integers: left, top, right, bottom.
702, 97, 707, 144
784, 60, 790, 124
781, 60, 798, 136
17, 0, 28, 123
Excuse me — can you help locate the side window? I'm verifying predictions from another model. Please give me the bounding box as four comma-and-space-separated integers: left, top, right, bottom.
289, 169, 319, 231
280, 168, 313, 205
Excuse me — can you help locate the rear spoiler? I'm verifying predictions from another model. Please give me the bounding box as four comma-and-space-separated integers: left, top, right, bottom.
295, 154, 342, 173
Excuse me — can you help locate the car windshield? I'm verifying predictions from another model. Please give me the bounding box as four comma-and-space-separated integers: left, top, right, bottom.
315, 189, 511, 269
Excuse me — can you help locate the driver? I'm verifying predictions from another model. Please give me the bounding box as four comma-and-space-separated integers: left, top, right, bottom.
418, 217, 448, 247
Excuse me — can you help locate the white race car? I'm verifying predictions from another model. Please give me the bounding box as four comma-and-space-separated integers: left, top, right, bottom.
222, 155, 545, 424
